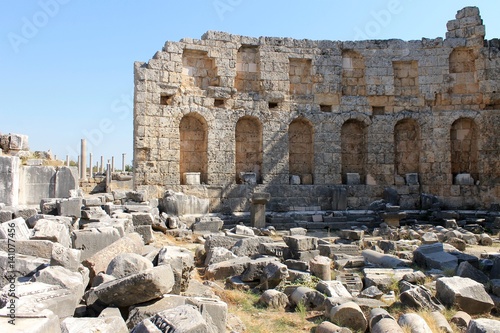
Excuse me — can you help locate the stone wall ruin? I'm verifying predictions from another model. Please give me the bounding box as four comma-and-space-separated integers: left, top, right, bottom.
134, 7, 500, 211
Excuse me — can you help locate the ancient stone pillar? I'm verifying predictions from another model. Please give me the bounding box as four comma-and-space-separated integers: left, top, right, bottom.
111, 156, 115, 172
106, 162, 111, 193
80, 139, 87, 180
89, 153, 93, 178
100, 156, 104, 174
122, 153, 126, 172
250, 192, 270, 228
65, 155, 69, 167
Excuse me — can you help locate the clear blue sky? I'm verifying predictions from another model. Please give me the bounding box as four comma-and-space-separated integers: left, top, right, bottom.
1, 1, 499, 165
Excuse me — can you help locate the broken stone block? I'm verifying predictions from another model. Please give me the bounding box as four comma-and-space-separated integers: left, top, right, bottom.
450, 311, 471, 330
186, 297, 228, 333
316, 280, 352, 298
40, 198, 58, 215
289, 227, 307, 236
436, 276, 494, 315
61, 316, 128, 333
95, 265, 175, 307
259, 289, 289, 309
192, 216, 224, 233
0, 282, 78, 319
0, 251, 49, 287
73, 227, 121, 260
413, 243, 458, 271
339, 229, 364, 241
0, 309, 61, 333
204, 234, 238, 253
0, 156, 20, 206
231, 236, 273, 257
205, 246, 237, 266
399, 281, 444, 311
283, 235, 318, 251
362, 249, 408, 268
0, 217, 30, 240
259, 242, 291, 259
31, 266, 85, 307
467, 318, 500, 333
159, 191, 209, 216
57, 198, 82, 218
131, 305, 208, 333
125, 295, 187, 330
157, 246, 195, 294
234, 224, 254, 236
106, 253, 153, 279
431, 311, 453, 333
456, 261, 489, 284
327, 301, 367, 332
82, 232, 144, 282
0, 239, 52, 258
405, 173, 419, 185
131, 212, 154, 226
316, 321, 352, 333
289, 175, 300, 185
31, 219, 71, 248
204, 257, 251, 280
239, 172, 257, 185
337, 272, 363, 294
240, 257, 280, 282
309, 256, 332, 281
134, 225, 154, 244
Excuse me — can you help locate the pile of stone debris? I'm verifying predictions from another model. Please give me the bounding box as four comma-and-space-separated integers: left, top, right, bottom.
1, 190, 500, 332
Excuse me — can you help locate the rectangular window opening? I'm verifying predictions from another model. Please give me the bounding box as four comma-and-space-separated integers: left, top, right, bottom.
372, 106, 385, 115
214, 99, 225, 107
320, 104, 332, 112
268, 102, 279, 110
160, 94, 174, 106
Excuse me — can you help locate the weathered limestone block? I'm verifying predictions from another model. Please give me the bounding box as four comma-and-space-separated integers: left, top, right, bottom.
399, 281, 444, 311
106, 253, 153, 279
316, 280, 352, 298
231, 236, 273, 257
134, 225, 154, 244
456, 261, 489, 284
0, 309, 61, 333
328, 301, 367, 332
450, 311, 471, 330
73, 227, 122, 260
126, 295, 187, 329
205, 246, 237, 266
61, 316, 128, 333
0, 250, 49, 287
240, 257, 280, 282
204, 257, 251, 280
362, 249, 408, 268
131, 305, 208, 333
0, 217, 30, 240
315, 321, 352, 333
466, 318, 500, 333
94, 265, 175, 307
131, 212, 155, 226
51, 242, 81, 271
0, 156, 20, 206
186, 297, 228, 333
82, 232, 144, 281
0, 282, 78, 319
259, 242, 291, 259
0, 239, 52, 258
192, 216, 224, 233
159, 191, 209, 216
431, 311, 453, 333
57, 198, 82, 218
157, 246, 195, 293
204, 234, 238, 252
413, 243, 458, 271
290, 286, 325, 310
436, 276, 494, 315
31, 266, 85, 307
31, 219, 71, 248
283, 235, 318, 252
259, 289, 289, 309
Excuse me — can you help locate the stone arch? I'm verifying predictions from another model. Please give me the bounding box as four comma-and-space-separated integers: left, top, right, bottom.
341, 119, 367, 184
449, 47, 478, 94
235, 116, 263, 183
288, 118, 314, 184
450, 117, 479, 181
394, 118, 421, 176
342, 50, 366, 96
179, 113, 208, 184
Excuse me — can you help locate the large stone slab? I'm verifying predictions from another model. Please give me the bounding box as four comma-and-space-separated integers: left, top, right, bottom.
204, 257, 251, 280
436, 276, 494, 315
72, 227, 122, 260
132, 305, 208, 332
94, 265, 175, 307
82, 232, 144, 281
283, 235, 318, 252
413, 243, 458, 271
31, 266, 85, 307
0, 239, 53, 258
106, 253, 153, 279
0, 309, 61, 333
126, 295, 187, 329
0, 282, 78, 319
0, 217, 30, 240
31, 219, 71, 248
0, 156, 20, 206
157, 246, 195, 294
0, 250, 49, 288
466, 318, 500, 333
61, 316, 128, 333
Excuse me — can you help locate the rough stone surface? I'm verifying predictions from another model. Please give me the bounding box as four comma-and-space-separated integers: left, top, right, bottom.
436, 276, 494, 315
328, 301, 367, 332
106, 253, 154, 279
94, 265, 175, 307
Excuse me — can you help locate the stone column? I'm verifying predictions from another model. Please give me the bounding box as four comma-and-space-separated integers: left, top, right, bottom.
111, 156, 115, 172
122, 153, 126, 172
100, 156, 104, 174
250, 192, 270, 228
80, 139, 87, 180
89, 153, 93, 178
106, 162, 111, 193
65, 155, 69, 167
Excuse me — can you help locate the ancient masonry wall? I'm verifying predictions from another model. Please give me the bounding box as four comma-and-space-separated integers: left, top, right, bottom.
133, 7, 500, 211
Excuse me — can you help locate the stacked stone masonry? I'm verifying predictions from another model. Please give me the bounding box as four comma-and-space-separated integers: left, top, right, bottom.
134, 7, 500, 211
